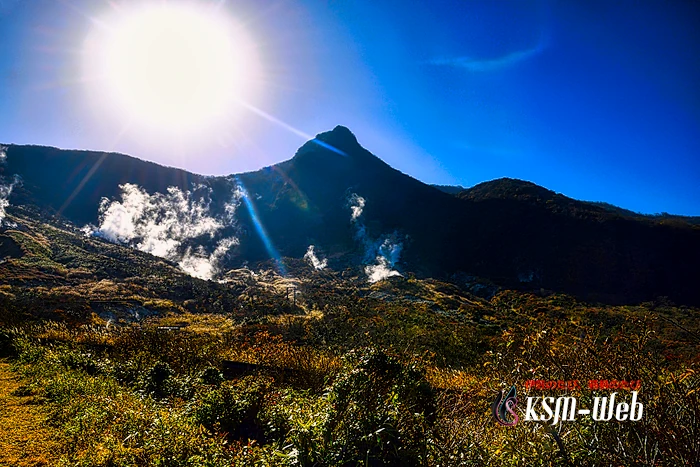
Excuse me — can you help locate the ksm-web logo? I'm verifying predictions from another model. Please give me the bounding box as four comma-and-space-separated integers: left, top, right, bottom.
492, 385, 519, 426
493, 380, 644, 426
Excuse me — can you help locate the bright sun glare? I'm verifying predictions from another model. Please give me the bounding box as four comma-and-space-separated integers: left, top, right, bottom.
85, 3, 260, 133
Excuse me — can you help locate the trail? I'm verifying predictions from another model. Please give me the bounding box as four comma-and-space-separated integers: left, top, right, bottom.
0, 361, 59, 466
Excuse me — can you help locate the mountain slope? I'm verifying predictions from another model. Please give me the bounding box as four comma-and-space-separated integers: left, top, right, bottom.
3, 128, 700, 305
431, 184, 465, 195
458, 178, 700, 225
450, 178, 700, 303
233, 126, 469, 273
3, 145, 203, 226
0, 206, 249, 324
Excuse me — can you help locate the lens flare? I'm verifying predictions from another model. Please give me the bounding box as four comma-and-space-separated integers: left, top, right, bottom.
235, 179, 286, 276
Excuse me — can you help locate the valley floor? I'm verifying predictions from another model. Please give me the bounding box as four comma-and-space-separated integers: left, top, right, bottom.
0, 361, 58, 467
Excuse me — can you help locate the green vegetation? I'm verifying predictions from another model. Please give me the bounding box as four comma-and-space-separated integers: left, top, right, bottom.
1, 287, 698, 466
0, 212, 698, 465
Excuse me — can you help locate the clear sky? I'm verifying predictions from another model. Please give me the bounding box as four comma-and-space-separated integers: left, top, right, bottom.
0, 0, 698, 215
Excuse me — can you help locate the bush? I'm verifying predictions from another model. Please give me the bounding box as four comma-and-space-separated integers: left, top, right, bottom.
320, 348, 436, 466
194, 376, 271, 442
0, 327, 16, 357
58, 349, 104, 375
142, 361, 174, 398
200, 366, 224, 386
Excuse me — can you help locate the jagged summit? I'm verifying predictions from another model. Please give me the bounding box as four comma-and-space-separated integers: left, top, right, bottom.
316, 125, 359, 149
288, 126, 395, 179
293, 125, 374, 163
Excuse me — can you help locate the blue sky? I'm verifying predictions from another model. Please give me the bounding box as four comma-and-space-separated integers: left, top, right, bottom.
0, 0, 698, 215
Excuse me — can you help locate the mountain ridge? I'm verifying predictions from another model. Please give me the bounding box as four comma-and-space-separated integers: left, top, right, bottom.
3, 128, 700, 305
5, 136, 697, 221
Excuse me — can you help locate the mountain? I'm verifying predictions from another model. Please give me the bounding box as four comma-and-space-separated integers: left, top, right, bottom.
2, 144, 203, 226
3, 126, 700, 305
456, 178, 700, 224
233, 126, 468, 274
430, 184, 465, 195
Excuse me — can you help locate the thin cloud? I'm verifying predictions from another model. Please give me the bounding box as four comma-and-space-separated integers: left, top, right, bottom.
429, 42, 545, 72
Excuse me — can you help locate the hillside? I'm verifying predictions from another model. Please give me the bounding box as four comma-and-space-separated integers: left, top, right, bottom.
0, 210, 697, 465
0, 135, 698, 466
457, 178, 700, 225
3, 128, 700, 305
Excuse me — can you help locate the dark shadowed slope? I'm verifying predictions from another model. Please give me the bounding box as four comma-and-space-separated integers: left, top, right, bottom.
452, 178, 700, 304
3, 127, 700, 305
233, 126, 469, 273
458, 177, 700, 225
431, 184, 465, 195
3, 145, 203, 226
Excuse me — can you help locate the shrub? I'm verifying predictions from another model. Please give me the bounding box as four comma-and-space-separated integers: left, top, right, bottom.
58, 349, 104, 376
142, 361, 174, 398
320, 348, 436, 466
194, 376, 271, 442
200, 366, 225, 386
0, 327, 16, 357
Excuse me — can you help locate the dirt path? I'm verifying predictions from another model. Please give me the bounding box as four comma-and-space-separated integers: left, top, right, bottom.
0, 361, 59, 466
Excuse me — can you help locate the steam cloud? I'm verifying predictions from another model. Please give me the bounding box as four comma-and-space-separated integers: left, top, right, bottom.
179, 236, 239, 280
364, 238, 402, 283
0, 146, 19, 227
348, 192, 403, 283
85, 183, 240, 280
304, 245, 327, 270
0, 182, 13, 226
349, 193, 365, 221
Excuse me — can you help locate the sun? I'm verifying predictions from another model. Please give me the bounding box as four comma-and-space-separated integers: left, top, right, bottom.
84, 3, 260, 133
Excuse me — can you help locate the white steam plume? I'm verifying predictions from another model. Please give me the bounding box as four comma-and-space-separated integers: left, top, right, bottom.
349, 193, 365, 221
304, 245, 327, 270
365, 257, 402, 283
0, 146, 19, 227
365, 238, 403, 283
347, 192, 403, 283
86, 183, 241, 280
180, 236, 239, 280
0, 182, 13, 226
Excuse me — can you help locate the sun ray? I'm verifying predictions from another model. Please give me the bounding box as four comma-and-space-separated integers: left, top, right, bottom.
58, 0, 112, 31
32, 76, 96, 91
235, 178, 287, 276
58, 120, 132, 216
236, 100, 347, 156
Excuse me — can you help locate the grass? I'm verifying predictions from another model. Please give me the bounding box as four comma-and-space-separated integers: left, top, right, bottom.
0, 360, 60, 466
1, 213, 698, 465
0, 286, 698, 466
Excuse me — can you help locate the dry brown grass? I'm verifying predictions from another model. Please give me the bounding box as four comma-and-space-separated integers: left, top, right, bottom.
148, 312, 238, 333
0, 360, 60, 466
